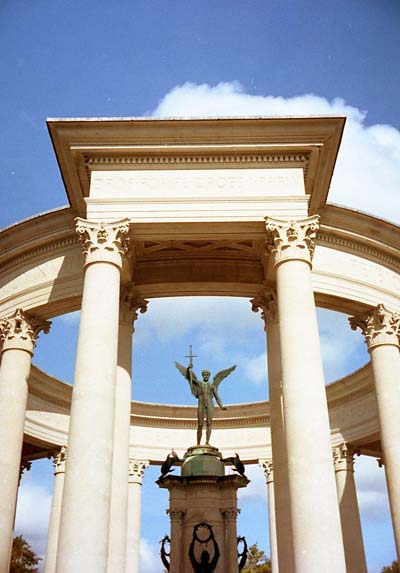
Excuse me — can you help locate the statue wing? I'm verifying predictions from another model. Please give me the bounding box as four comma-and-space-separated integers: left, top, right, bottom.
213, 365, 236, 390
174, 361, 200, 398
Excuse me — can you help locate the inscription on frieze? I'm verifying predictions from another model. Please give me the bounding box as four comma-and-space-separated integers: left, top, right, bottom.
90, 168, 305, 199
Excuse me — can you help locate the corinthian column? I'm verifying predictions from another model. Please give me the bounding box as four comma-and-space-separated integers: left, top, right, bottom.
126, 459, 149, 573
350, 304, 400, 557
252, 289, 294, 572
44, 447, 67, 573
265, 216, 346, 573
332, 444, 367, 573
0, 309, 50, 571
56, 218, 129, 573
259, 460, 278, 573
108, 291, 148, 573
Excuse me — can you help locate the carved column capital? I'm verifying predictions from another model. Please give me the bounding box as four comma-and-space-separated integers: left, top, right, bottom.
250, 283, 277, 331
349, 304, 400, 349
222, 507, 240, 521
259, 459, 274, 484
0, 308, 51, 354
53, 445, 67, 475
128, 459, 149, 485
75, 218, 130, 269
265, 215, 319, 267
120, 285, 149, 329
332, 444, 359, 472
167, 508, 186, 523
19, 459, 32, 484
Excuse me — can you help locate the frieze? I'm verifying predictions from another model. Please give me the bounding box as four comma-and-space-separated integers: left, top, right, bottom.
317, 233, 400, 271
0, 237, 79, 275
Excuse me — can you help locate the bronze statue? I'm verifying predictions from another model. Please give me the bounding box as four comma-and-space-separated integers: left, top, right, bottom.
189, 523, 220, 573
175, 346, 236, 445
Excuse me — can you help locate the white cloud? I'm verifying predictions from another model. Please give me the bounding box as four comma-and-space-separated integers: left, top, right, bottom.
243, 353, 268, 386
237, 464, 267, 502
355, 456, 392, 523
136, 296, 262, 344
141, 538, 163, 573
14, 481, 52, 569
317, 308, 368, 383
151, 82, 400, 224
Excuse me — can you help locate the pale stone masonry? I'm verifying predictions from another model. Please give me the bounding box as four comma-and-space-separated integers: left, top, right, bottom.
0, 117, 399, 571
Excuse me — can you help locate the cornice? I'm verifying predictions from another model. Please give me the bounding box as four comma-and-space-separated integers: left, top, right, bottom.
27, 362, 375, 427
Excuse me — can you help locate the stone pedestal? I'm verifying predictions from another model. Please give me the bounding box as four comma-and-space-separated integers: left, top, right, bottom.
157, 445, 249, 573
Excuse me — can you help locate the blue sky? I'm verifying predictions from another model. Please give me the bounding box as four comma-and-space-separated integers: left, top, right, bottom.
2, 1, 400, 571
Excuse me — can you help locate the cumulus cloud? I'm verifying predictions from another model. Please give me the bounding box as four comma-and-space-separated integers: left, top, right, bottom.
137, 296, 260, 343
141, 538, 162, 573
243, 353, 268, 386
15, 480, 52, 569
355, 456, 392, 523
151, 82, 400, 224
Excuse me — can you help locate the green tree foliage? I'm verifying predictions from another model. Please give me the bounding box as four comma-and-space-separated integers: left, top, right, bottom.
241, 543, 272, 573
382, 561, 400, 573
9, 536, 41, 573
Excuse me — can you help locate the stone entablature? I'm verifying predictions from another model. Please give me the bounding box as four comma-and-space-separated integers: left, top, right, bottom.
24, 361, 380, 464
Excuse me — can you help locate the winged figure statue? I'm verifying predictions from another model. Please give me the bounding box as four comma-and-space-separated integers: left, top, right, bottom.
175, 347, 236, 445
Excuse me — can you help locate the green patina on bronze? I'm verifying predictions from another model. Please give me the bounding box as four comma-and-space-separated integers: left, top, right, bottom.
181, 445, 225, 477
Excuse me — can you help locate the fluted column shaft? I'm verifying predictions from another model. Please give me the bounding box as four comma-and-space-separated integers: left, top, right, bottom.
168, 510, 185, 573
350, 304, 400, 557
266, 216, 346, 573
44, 447, 67, 573
252, 291, 294, 572
223, 508, 240, 573
0, 309, 50, 571
333, 444, 367, 573
260, 460, 278, 573
126, 460, 149, 573
56, 219, 129, 573
108, 293, 147, 573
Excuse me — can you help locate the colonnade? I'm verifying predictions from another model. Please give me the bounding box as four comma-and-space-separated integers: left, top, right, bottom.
0, 215, 399, 572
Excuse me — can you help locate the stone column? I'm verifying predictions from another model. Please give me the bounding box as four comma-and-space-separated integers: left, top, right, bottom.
108, 292, 148, 573
56, 218, 130, 573
167, 509, 185, 573
350, 304, 400, 557
265, 216, 346, 573
126, 460, 149, 573
44, 447, 67, 573
222, 507, 240, 573
252, 289, 294, 572
259, 460, 278, 573
332, 444, 367, 573
0, 308, 50, 571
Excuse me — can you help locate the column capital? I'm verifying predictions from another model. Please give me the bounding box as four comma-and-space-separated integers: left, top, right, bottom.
128, 459, 149, 485
19, 459, 32, 484
250, 283, 277, 331
167, 508, 185, 523
0, 308, 51, 354
222, 507, 240, 521
120, 286, 149, 328
75, 218, 130, 269
349, 304, 400, 350
259, 459, 274, 483
53, 445, 67, 475
265, 215, 320, 267
332, 444, 359, 472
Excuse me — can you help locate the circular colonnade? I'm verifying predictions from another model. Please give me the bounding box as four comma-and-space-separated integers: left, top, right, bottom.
0, 117, 399, 573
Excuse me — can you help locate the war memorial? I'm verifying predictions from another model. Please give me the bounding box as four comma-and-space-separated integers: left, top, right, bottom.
0, 116, 399, 572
